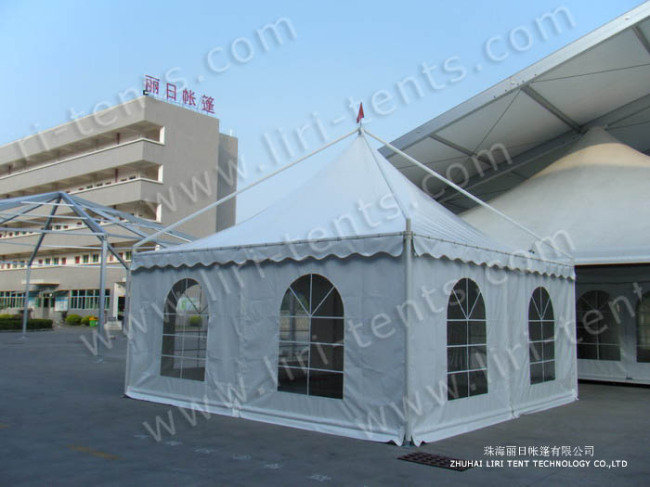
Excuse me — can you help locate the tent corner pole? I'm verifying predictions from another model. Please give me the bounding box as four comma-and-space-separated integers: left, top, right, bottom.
403, 218, 414, 446
122, 266, 133, 394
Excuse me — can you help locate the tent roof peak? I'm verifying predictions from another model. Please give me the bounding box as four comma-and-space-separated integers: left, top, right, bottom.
134, 133, 572, 278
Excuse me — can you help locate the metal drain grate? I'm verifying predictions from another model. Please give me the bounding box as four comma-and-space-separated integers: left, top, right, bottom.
398, 452, 472, 471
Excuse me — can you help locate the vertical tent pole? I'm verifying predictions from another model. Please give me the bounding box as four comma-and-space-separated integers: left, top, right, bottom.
122, 267, 133, 391
122, 268, 131, 338
97, 238, 108, 362
403, 218, 414, 445
20, 266, 32, 339
20, 196, 59, 340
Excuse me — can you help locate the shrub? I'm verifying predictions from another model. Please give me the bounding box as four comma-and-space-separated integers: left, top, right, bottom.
65, 314, 83, 325
189, 315, 203, 327
0, 313, 20, 320
0, 318, 53, 331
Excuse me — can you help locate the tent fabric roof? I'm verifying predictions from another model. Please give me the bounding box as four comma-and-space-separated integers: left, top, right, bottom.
462, 128, 650, 265
134, 134, 572, 278
382, 3, 650, 213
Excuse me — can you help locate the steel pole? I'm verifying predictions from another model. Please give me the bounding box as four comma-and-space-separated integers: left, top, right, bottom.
20, 266, 32, 340
97, 238, 108, 362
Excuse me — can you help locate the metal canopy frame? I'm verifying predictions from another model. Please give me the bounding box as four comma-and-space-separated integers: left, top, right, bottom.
0, 191, 194, 348
381, 2, 650, 212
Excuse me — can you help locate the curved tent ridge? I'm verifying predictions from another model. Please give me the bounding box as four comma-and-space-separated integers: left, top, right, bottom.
462, 128, 650, 265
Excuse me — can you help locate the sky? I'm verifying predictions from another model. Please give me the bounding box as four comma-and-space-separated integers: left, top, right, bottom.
0, 0, 647, 221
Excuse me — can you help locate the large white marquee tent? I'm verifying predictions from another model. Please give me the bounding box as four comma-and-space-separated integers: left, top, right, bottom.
380, 2, 650, 386
125, 133, 576, 445
463, 128, 650, 384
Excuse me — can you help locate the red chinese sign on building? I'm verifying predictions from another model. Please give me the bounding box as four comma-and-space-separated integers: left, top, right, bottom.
144, 75, 215, 115
144, 75, 159, 95
182, 88, 196, 107
166, 82, 177, 101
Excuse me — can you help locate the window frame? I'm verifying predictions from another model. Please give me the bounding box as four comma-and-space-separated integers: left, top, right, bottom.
528, 287, 556, 384
635, 292, 650, 363
576, 290, 620, 361
0, 291, 25, 309
277, 274, 344, 399
160, 278, 209, 382
446, 278, 488, 401
69, 289, 110, 310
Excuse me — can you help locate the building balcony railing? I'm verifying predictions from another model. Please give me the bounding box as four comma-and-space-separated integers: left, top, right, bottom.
68, 177, 163, 207
0, 139, 164, 196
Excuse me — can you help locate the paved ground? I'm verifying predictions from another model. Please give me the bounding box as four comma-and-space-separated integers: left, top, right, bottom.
0, 328, 648, 486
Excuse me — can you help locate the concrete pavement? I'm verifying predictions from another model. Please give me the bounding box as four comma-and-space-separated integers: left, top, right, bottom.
0, 328, 648, 486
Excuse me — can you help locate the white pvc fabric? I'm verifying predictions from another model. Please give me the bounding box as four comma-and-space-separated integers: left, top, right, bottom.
126, 134, 576, 444
126, 253, 577, 445
575, 265, 650, 384
127, 256, 408, 444
463, 129, 650, 384
409, 258, 576, 443
133, 135, 572, 279
463, 128, 650, 266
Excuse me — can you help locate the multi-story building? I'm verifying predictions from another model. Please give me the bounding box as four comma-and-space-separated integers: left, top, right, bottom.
0, 96, 237, 322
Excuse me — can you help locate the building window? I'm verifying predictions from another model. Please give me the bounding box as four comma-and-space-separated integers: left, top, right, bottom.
92, 254, 99, 263
61, 257, 67, 265
0, 291, 25, 309
447, 278, 487, 400
529, 287, 555, 384
53, 257, 59, 265
75, 256, 80, 264
45, 258, 51, 265
278, 274, 344, 399
636, 293, 650, 363
82, 255, 89, 264
160, 278, 208, 381
576, 291, 620, 361
69, 289, 110, 310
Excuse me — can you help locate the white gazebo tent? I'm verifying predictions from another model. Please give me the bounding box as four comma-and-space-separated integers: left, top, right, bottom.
463, 128, 650, 384
125, 130, 575, 445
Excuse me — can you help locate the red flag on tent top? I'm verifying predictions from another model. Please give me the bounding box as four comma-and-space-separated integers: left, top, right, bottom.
356, 103, 365, 124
